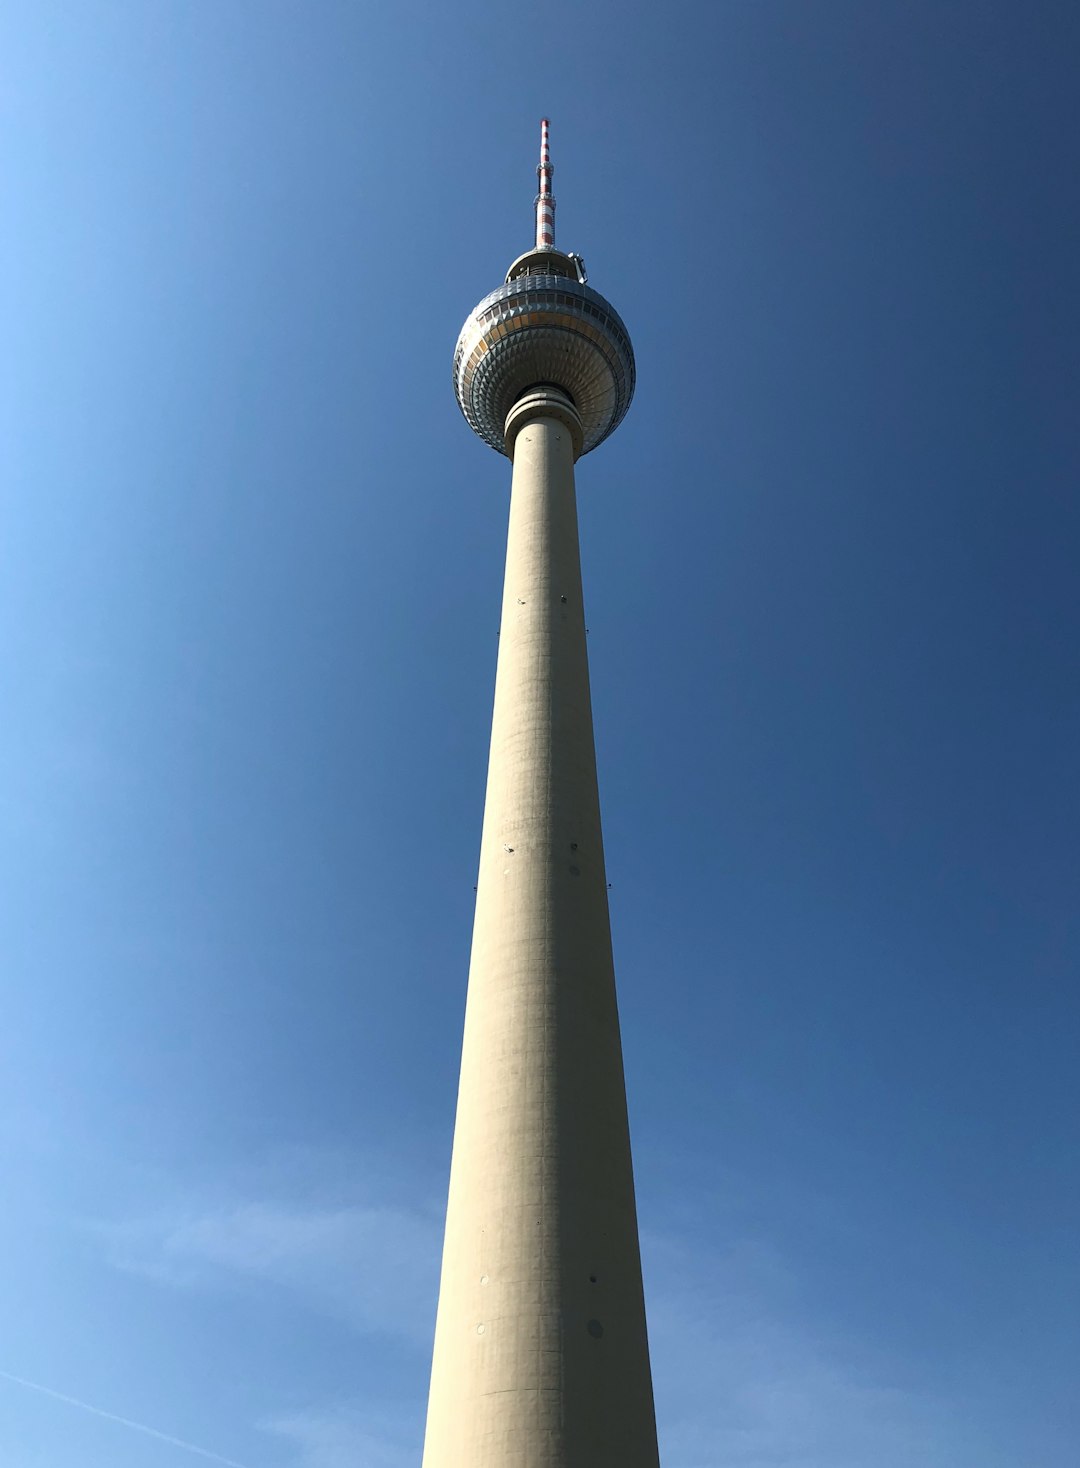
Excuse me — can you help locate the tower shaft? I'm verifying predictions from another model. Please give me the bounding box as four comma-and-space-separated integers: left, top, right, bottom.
422, 392, 659, 1468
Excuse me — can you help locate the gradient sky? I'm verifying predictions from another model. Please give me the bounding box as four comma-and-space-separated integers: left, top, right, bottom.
2, 3, 1078, 1466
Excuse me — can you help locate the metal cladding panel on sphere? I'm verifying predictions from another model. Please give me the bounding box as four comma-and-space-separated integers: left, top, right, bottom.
453, 272, 635, 457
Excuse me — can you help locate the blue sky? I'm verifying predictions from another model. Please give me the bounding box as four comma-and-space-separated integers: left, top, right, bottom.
2, 1, 1078, 1464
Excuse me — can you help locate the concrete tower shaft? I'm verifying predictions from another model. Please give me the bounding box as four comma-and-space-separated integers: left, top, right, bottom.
423, 125, 658, 1468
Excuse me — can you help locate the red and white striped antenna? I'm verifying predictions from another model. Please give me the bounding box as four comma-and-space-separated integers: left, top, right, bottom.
535, 118, 555, 249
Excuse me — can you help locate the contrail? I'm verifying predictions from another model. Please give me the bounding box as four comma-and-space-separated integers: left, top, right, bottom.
0, 1368, 254, 1468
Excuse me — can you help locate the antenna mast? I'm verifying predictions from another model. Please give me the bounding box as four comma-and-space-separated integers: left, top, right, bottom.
535, 117, 555, 249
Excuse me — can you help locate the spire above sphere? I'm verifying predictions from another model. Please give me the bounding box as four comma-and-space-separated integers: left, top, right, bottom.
536, 116, 555, 248
452, 119, 634, 458
424, 121, 659, 1468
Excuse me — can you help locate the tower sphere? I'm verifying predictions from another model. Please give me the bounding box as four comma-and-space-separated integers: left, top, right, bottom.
453, 246, 635, 457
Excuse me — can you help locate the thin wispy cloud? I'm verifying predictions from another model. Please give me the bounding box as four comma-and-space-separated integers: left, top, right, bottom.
0, 1368, 253, 1468
644, 1231, 971, 1468
100, 1196, 439, 1341
262, 1404, 418, 1468
91, 1151, 988, 1468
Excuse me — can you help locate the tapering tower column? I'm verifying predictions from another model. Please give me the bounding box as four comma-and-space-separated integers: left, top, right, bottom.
423, 123, 658, 1468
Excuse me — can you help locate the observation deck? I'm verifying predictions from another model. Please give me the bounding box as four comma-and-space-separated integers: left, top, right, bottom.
453, 247, 635, 458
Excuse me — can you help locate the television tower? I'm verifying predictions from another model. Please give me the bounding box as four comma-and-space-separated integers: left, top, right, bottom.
422, 120, 659, 1468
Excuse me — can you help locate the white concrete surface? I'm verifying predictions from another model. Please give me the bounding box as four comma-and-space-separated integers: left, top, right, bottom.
422, 390, 659, 1468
